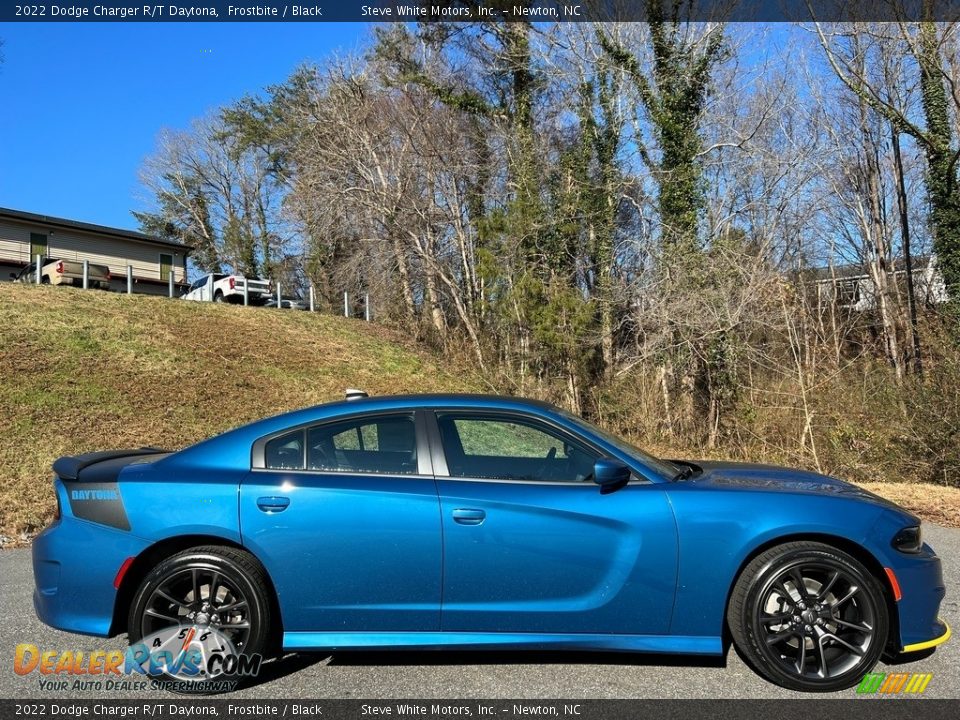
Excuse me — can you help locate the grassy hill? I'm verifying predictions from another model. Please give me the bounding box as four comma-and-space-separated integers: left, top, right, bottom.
1, 284, 957, 546
0, 284, 482, 545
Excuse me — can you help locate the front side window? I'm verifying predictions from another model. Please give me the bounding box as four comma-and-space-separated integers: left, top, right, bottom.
437, 413, 598, 483
307, 414, 418, 475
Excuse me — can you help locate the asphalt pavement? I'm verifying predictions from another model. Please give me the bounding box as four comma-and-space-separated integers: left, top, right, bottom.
1, 525, 957, 700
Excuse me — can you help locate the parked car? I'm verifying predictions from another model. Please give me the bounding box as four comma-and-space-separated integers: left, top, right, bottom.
11, 257, 111, 290
181, 273, 272, 305
33, 393, 948, 692
264, 295, 307, 311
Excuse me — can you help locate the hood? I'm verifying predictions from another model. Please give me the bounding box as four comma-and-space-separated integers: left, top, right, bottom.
680, 459, 901, 508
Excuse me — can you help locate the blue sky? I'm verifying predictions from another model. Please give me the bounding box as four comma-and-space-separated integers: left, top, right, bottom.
0, 22, 367, 229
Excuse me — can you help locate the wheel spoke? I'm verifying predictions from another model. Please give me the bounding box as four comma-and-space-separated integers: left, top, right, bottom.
209, 571, 220, 604
771, 581, 796, 606
795, 635, 807, 674
816, 571, 840, 601
788, 568, 809, 598
760, 612, 793, 624
831, 585, 859, 610
823, 632, 866, 656
154, 588, 188, 611
814, 635, 829, 678
191, 568, 201, 604
765, 629, 795, 646
144, 608, 181, 624
218, 599, 247, 612
833, 617, 873, 634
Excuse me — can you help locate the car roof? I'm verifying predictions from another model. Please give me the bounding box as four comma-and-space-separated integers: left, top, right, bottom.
318, 393, 559, 412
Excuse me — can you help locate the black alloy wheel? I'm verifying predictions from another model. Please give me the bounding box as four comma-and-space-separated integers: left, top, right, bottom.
727, 541, 889, 692
128, 545, 273, 691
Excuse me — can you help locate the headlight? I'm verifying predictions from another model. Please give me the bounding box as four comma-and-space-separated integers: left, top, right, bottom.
892, 525, 922, 554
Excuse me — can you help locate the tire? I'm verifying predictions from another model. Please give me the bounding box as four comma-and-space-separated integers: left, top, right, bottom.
727, 541, 888, 692
128, 545, 273, 693
213, 292, 225, 303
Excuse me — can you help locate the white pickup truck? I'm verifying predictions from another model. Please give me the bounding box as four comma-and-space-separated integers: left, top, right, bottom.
181, 273, 272, 305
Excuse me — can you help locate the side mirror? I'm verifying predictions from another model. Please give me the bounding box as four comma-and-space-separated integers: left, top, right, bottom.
593, 458, 631, 488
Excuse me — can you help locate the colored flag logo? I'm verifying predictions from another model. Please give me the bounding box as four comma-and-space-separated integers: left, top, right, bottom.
857, 672, 933, 694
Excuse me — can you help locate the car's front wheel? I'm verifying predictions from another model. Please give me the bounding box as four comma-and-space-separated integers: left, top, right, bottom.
128, 545, 273, 691
727, 541, 889, 692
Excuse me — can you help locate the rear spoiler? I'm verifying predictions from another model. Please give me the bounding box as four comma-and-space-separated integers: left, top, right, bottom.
53, 447, 169, 481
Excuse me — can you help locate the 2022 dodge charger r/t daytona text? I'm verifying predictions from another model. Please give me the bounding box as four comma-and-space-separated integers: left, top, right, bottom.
32, 393, 950, 692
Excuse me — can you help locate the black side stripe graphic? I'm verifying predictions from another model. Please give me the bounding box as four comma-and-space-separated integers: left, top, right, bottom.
64, 482, 131, 531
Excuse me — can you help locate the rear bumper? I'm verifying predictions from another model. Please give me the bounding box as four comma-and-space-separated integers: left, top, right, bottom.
32, 510, 149, 637
51, 275, 110, 289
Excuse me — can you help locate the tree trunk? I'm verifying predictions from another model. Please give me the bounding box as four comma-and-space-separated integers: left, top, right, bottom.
392, 236, 417, 322
891, 125, 924, 374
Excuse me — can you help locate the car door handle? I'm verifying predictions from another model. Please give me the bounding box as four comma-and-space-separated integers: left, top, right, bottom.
452, 508, 486, 525
256, 496, 290, 513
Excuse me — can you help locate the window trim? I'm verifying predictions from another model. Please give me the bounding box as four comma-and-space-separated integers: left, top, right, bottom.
251, 409, 433, 477
426, 409, 627, 485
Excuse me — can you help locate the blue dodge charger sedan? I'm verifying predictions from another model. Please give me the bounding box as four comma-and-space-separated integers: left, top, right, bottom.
33, 393, 949, 692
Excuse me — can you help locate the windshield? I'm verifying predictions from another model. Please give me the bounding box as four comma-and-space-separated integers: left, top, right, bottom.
554, 409, 680, 480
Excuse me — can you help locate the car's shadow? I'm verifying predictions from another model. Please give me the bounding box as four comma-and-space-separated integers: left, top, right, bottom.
242, 648, 727, 688
326, 649, 729, 668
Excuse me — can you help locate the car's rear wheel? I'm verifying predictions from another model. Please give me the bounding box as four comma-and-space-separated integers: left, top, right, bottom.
214, 291, 225, 303
727, 541, 888, 692
128, 546, 272, 692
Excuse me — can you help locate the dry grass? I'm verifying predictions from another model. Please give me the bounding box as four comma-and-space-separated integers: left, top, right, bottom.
0, 284, 482, 545
859, 482, 960, 529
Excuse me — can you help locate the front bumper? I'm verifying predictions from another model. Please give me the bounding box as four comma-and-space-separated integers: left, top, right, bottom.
903, 619, 951, 653
891, 547, 948, 650
32, 512, 149, 637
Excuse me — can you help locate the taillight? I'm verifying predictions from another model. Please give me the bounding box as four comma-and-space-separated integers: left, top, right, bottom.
229, 277, 236, 290
55, 261, 64, 274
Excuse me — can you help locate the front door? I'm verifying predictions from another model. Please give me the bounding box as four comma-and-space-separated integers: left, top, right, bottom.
431, 411, 678, 635
240, 411, 442, 634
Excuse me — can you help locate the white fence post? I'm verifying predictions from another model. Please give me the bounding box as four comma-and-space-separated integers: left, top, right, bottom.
35, 254, 42, 284
82, 260, 89, 290
243, 278, 249, 306
126, 265, 133, 295
309, 284, 315, 312
344, 291, 349, 317
276, 282, 282, 309
168, 271, 174, 298
365, 292, 370, 322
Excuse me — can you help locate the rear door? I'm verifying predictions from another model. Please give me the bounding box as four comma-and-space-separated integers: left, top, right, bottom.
430, 411, 678, 635
240, 410, 442, 634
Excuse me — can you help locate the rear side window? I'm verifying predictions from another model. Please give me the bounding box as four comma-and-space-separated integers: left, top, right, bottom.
263, 429, 304, 470
308, 415, 418, 475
